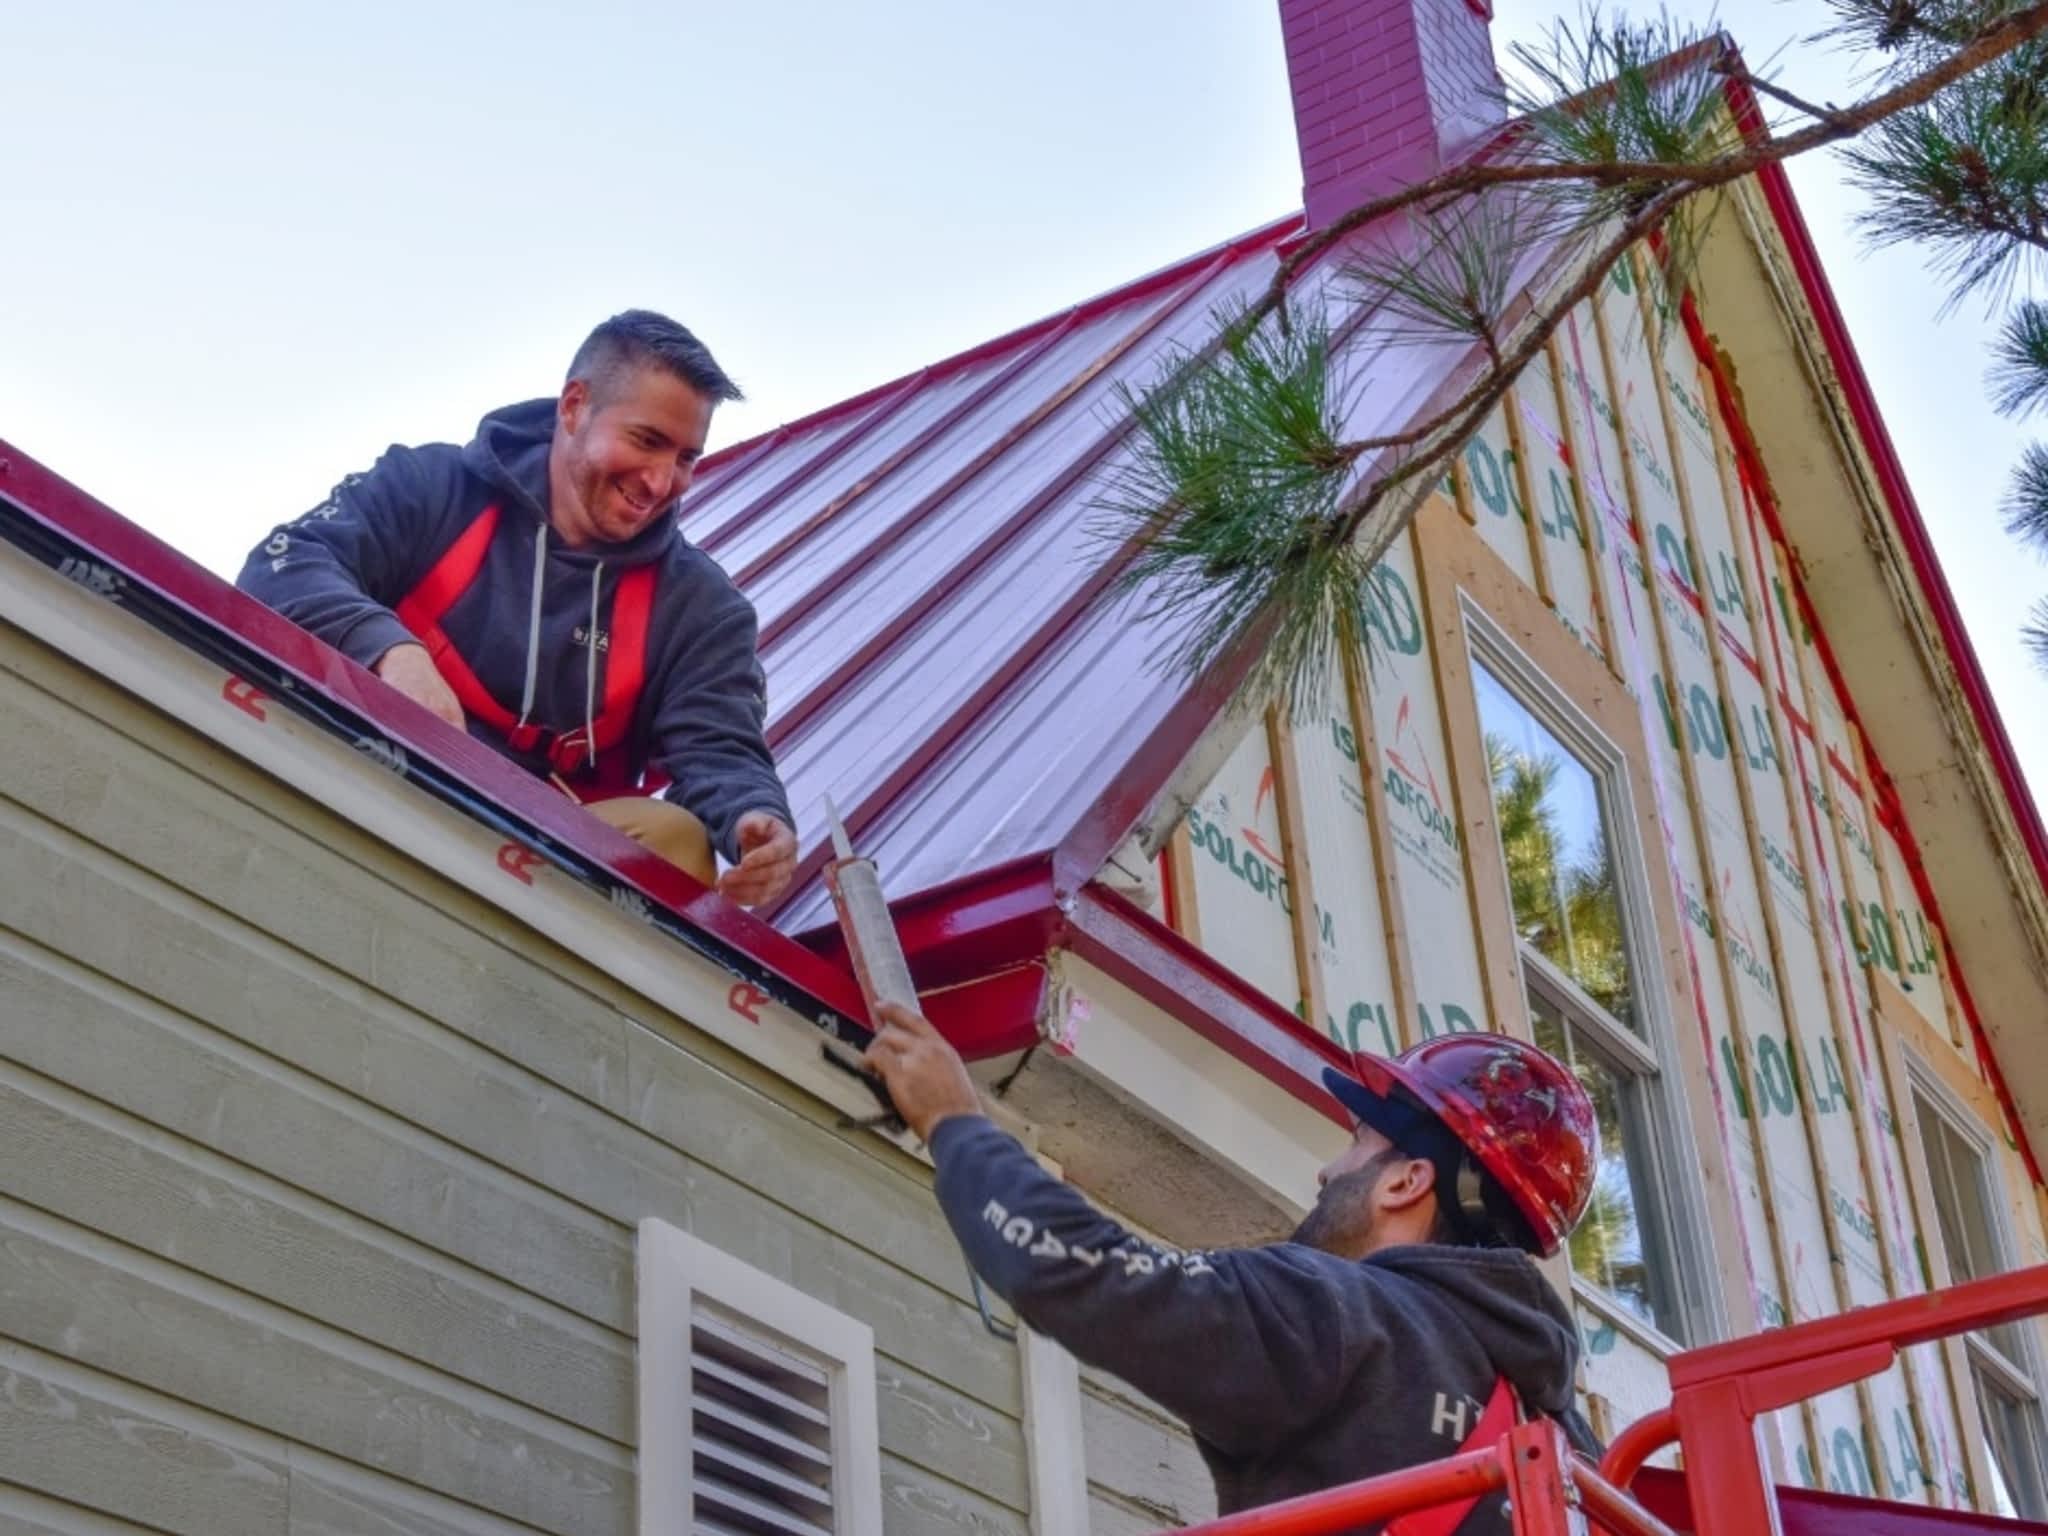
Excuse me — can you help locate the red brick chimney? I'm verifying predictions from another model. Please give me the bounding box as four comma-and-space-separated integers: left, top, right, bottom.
1280, 0, 1506, 230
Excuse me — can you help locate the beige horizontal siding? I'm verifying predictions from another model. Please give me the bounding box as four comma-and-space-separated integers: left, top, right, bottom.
0, 619, 1029, 1534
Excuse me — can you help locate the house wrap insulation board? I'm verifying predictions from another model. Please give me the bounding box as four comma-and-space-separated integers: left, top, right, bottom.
1514, 348, 1609, 667
1185, 724, 1305, 1015
1179, 528, 1487, 1056
1604, 259, 1957, 1500
1163, 242, 2033, 1507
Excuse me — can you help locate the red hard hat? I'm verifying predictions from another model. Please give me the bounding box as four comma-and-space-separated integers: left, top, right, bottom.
1322, 1034, 1597, 1256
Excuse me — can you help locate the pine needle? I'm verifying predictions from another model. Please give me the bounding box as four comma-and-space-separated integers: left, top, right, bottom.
1092, 299, 1370, 715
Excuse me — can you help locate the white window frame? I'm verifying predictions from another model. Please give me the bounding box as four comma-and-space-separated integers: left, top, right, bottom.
1904, 1066, 2048, 1520
1464, 606, 1725, 1349
637, 1218, 883, 1536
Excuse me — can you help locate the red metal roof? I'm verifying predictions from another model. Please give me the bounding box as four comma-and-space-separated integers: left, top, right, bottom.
695, 210, 1546, 940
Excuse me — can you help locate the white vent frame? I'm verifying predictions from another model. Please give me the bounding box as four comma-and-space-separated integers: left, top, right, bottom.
638, 1218, 882, 1536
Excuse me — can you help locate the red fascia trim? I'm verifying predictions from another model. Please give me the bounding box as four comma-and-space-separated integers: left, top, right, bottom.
1690, 89, 2046, 1182
800, 845, 1360, 1121
0, 439, 871, 1025
919, 962, 1050, 1060
798, 854, 1062, 988
695, 214, 1305, 474
797, 854, 1060, 1059
1064, 883, 1357, 1126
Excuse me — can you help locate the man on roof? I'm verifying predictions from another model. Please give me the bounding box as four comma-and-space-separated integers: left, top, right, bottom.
864, 1002, 1601, 1530
237, 310, 797, 907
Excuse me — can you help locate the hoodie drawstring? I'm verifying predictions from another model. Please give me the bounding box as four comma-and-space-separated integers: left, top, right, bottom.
515, 527, 547, 729
585, 564, 603, 768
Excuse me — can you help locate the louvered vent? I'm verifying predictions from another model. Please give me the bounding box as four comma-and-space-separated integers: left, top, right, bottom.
691, 1305, 837, 1535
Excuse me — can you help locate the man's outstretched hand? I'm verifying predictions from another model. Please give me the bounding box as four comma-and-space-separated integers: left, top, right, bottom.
862, 1002, 983, 1142
375, 642, 466, 730
718, 811, 797, 908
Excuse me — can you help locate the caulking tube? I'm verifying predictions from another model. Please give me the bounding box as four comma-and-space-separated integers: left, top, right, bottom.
823, 810, 918, 1016
822, 798, 919, 1022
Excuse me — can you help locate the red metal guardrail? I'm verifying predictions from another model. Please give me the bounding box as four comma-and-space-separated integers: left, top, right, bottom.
1167, 1262, 2048, 1536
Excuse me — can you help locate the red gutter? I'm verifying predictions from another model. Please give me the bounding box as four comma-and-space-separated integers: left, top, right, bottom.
0, 439, 873, 1030
795, 852, 1356, 1124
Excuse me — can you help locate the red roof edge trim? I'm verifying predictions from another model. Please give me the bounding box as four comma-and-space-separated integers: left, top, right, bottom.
798, 854, 1060, 1059
798, 853, 1061, 986
1064, 883, 1355, 1126
0, 439, 872, 1032
1700, 78, 2046, 1181
697, 214, 1306, 474
1632, 1466, 2048, 1533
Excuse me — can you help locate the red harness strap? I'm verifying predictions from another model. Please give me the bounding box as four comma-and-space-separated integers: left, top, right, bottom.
393, 505, 658, 797
1383, 1376, 1518, 1536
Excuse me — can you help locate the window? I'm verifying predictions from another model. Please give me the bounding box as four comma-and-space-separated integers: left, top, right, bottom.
637, 1219, 883, 1536
1471, 660, 1689, 1342
1911, 1088, 2048, 1520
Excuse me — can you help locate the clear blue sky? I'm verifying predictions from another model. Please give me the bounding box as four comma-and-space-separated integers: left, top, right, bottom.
5, 1, 2041, 802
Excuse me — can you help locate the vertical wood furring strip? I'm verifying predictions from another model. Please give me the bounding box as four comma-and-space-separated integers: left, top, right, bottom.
1544, 333, 1624, 672
1709, 382, 1944, 1503
1413, 511, 1534, 1044
1164, 821, 1203, 949
1451, 454, 1480, 526
1268, 707, 1329, 1037
1588, 265, 1827, 1479
1501, 384, 1559, 612
1342, 634, 1419, 1052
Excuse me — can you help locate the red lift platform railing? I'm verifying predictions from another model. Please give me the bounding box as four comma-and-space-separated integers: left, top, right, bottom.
1167, 1261, 2048, 1536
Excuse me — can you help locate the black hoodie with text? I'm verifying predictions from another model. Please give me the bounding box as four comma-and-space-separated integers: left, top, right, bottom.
930, 1115, 1592, 1533
236, 400, 790, 860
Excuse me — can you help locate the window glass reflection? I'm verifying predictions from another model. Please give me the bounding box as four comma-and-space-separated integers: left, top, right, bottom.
1473, 665, 1638, 1032
1530, 990, 1664, 1330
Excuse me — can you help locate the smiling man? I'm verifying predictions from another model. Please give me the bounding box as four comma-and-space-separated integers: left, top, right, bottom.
237, 310, 796, 906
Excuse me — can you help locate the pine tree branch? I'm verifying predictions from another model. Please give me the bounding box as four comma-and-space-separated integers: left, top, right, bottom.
1715, 60, 1858, 130
1245, 0, 2048, 343
1326, 183, 1694, 544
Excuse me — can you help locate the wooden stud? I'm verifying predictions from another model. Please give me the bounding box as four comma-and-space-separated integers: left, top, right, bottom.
1590, 263, 1828, 1478
1709, 386, 1947, 1504
1341, 636, 1419, 1052
1545, 331, 1626, 673
1450, 452, 1480, 526
1413, 505, 1534, 1044
1501, 384, 1560, 612
1164, 820, 1202, 950
1266, 706, 1330, 1038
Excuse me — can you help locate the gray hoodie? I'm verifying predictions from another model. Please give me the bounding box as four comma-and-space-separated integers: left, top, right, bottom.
931, 1115, 1591, 1532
